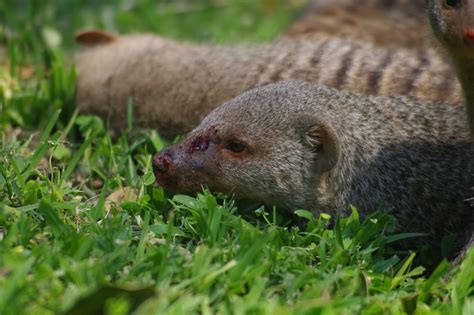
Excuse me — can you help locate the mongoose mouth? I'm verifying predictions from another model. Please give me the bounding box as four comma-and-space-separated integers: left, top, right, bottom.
154, 173, 179, 191
153, 151, 179, 191
152, 150, 223, 194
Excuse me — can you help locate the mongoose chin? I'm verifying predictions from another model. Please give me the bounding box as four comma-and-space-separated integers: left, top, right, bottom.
153, 81, 473, 258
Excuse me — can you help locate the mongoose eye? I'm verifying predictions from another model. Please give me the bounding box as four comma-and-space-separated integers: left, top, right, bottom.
443, 0, 459, 8
225, 141, 246, 153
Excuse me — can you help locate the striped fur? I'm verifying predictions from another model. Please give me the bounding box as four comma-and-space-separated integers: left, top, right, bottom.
76, 35, 462, 138
285, 0, 432, 50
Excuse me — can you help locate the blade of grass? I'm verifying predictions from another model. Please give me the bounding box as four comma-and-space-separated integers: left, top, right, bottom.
452, 246, 474, 314
37, 199, 72, 238
59, 135, 93, 187
136, 211, 150, 261
91, 174, 109, 221
0, 257, 36, 312
390, 252, 416, 289
22, 108, 61, 176
418, 260, 450, 302
59, 107, 80, 141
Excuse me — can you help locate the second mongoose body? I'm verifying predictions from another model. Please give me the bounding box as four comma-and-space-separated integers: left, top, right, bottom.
286, 0, 432, 50
76, 34, 460, 138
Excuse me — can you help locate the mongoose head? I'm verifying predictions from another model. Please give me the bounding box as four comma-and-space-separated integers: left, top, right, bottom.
428, 0, 474, 59
153, 81, 340, 211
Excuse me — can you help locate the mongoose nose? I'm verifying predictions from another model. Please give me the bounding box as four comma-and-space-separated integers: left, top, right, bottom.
153, 150, 173, 174
464, 28, 474, 42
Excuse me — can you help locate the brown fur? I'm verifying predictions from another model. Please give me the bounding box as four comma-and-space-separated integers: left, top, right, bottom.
285, 0, 433, 50
152, 81, 473, 259
75, 34, 461, 138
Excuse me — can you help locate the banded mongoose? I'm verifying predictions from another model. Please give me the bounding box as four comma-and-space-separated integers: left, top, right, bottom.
76, 32, 461, 138
286, 0, 433, 50
427, 0, 474, 260
152, 81, 473, 258
428, 0, 474, 134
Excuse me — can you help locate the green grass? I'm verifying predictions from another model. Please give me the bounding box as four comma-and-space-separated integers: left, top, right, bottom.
0, 1, 473, 314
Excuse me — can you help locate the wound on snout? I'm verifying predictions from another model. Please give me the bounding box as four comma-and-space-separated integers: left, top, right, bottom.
187, 136, 210, 154
186, 127, 219, 154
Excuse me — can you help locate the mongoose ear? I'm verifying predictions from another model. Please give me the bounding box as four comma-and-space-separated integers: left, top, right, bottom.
293, 113, 340, 172
75, 30, 117, 46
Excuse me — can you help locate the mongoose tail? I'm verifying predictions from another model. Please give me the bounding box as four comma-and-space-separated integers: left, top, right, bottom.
428, 0, 474, 135
153, 81, 473, 257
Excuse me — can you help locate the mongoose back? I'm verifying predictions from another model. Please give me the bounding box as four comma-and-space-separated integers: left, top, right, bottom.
76, 33, 461, 138
428, 0, 474, 134
285, 0, 433, 50
152, 81, 473, 258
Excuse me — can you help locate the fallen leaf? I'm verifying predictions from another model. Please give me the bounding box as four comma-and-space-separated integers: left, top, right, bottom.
105, 187, 138, 214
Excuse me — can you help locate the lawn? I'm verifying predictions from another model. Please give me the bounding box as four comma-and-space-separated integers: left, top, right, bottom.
0, 1, 473, 314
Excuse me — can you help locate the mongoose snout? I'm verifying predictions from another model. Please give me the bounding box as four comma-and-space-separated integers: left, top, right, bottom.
153, 147, 189, 192
153, 149, 181, 192
153, 126, 239, 194
153, 150, 173, 175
